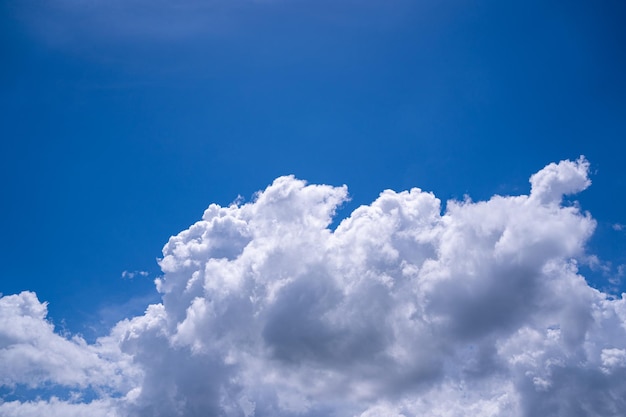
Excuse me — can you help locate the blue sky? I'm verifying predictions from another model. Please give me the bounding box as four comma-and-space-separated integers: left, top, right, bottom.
3, 0, 624, 335
1, 1, 626, 415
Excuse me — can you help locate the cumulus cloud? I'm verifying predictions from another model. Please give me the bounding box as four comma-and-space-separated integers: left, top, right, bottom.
0, 292, 140, 416
2, 157, 626, 416
0, 292, 135, 390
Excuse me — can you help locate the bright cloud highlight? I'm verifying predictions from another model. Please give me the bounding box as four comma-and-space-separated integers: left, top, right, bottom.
2, 157, 626, 416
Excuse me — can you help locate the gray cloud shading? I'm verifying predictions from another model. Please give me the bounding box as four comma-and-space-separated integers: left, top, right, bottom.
2, 157, 626, 416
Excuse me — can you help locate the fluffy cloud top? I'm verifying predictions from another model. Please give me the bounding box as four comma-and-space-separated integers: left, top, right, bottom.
2, 157, 626, 416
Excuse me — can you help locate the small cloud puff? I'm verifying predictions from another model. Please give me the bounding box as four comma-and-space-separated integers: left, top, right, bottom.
529, 156, 590, 204
2, 157, 626, 417
121, 270, 149, 280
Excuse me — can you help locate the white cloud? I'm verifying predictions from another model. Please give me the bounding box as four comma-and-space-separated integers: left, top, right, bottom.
2, 157, 626, 416
528, 156, 590, 204
0, 397, 121, 417
0, 292, 140, 416
0, 292, 137, 390
121, 270, 149, 280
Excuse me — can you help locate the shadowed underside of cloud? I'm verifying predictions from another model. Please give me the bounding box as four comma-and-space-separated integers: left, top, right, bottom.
2, 157, 626, 417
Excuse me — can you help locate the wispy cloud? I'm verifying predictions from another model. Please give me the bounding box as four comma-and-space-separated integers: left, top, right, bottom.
2, 158, 626, 416
121, 270, 149, 280
14, 0, 415, 52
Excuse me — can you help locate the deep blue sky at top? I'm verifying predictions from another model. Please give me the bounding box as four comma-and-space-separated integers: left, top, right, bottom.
1, 0, 625, 337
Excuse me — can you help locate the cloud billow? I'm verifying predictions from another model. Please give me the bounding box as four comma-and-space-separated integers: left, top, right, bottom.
2, 157, 626, 416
